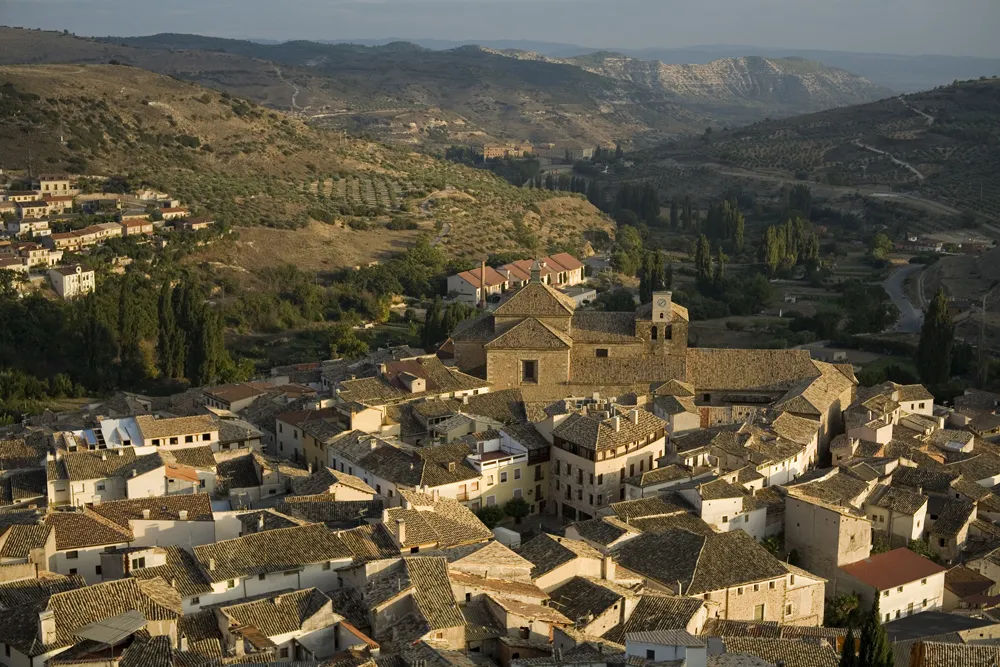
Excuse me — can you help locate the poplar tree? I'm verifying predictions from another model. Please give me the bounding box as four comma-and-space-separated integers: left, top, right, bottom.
695, 234, 712, 282
858, 597, 892, 667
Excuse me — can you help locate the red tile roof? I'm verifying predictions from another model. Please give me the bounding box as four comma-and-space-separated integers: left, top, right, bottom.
548, 252, 584, 271
457, 266, 508, 289
839, 548, 947, 590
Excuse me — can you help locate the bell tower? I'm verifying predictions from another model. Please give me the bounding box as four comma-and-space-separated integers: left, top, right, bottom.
652, 291, 672, 322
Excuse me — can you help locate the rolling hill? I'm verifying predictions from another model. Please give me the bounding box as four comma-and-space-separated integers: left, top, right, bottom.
0, 63, 614, 268
636, 77, 1000, 221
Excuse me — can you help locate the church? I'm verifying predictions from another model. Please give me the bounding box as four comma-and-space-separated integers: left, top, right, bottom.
450, 260, 857, 448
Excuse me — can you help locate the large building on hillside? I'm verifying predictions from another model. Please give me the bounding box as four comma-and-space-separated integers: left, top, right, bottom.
451, 262, 857, 452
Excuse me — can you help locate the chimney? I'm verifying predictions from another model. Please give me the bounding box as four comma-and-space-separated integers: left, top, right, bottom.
611, 416, 621, 432
208, 557, 216, 571
258, 514, 265, 531
117, 449, 124, 457
432, 488, 440, 501
101, 452, 107, 461
480, 259, 488, 310
448, 462, 456, 472
141, 509, 151, 519
180, 636, 188, 652
462, 395, 469, 405
38, 610, 57, 645
131, 468, 138, 478
178, 510, 188, 521
170, 577, 176, 587
629, 409, 640, 425
308, 462, 313, 474
396, 518, 406, 547
602, 554, 616, 582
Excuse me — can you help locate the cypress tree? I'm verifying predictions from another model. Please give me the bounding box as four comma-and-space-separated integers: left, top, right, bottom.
858, 596, 892, 667
670, 197, 679, 230
714, 247, 728, 284
839, 626, 856, 667
695, 234, 712, 282
917, 288, 954, 385
157, 282, 178, 378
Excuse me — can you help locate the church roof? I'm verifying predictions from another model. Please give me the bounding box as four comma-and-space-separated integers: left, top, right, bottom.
493, 282, 576, 318
484, 318, 573, 350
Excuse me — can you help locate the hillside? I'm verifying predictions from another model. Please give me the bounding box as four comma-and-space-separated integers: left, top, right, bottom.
493, 50, 890, 122
0, 64, 614, 266
0, 28, 704, 147
636, 77, 1000, 221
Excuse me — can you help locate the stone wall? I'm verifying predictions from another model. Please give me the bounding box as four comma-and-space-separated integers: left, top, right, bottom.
486, 349, 570, 390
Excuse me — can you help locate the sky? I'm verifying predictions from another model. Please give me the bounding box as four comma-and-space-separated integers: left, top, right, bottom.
3, 0, 999, 58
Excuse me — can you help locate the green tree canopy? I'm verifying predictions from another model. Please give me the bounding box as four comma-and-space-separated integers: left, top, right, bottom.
917, 288, 954, 385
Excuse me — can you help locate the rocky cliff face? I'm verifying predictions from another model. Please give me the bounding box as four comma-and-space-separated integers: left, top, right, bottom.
486, 48, 891, 120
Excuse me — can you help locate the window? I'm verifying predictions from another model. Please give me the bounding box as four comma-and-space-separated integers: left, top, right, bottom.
410, 546, 420, 554
722, 515, 729, 524
620, 488, 626, 500
514, 489, 523, 499
597, 494, 603, 505
597, 474, 603, 485
651, 327, 658, 341
501, 471, 508, 483
486, 495, 496, 507
576, 489, 583, 500
919, 402, 925, 409
768, 581, 776, 590
922, 599, 928, 608
96, 482, 105, 491
895, 610, 901, 619
521, 360, 538, 384
152, 439, 160, 446
744, 515, 749, 523
259, 573, 267, 581
519, 627, 530, 640
883, 590, 889, 597
132, 557, 146, 569
897, 586, 903, 592
555, 480, 560, 491
227, 580, 236, 589
885, 613, 891, 622
565, 463, 572, 476
67, 551, 79, 560
514, 468, 521, 480
921, 578, 927, 585
185, 435, 194, 443
4, 645, 9, 657
790, 575, 796, 585
169, 437, 178, 445
737, 587, 744, 595
202, 433, 212, 441
589, 494, 594, 505
753, 584, 760, 592
199, 479, 206, 488
596, 349, 609, 358
279, 648, 289, 659
322, 562, 331, 571
191, 596, 200, 605
69, 568, 77, 575
754, 604, 765, 621
646, 650, 655, 660
785, 604, 793, 617
95, 566, 102, 576
279, 424, 283, 433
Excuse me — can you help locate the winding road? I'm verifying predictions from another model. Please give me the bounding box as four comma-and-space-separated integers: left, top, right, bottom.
853, 140, 925, 181
883, 264, 926, 333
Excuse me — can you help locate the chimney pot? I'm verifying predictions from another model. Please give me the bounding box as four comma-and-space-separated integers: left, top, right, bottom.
141, 508, 151, 519
178, 510, 188, 520
611, 416, 621, 432
629, 409, 640, 425
208, 557, 215, 571
101, 453, 107, 461
395, 518, 407, 546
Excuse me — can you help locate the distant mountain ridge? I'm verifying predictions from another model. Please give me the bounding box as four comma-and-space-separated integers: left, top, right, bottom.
483, 48, 891, 119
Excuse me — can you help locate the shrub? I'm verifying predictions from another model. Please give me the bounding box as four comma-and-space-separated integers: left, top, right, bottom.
475, 505, 505, 529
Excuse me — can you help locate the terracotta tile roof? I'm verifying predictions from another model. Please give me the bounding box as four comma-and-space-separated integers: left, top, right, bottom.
275, 407, 339, 428
484, 317, 572, 350
238, 508, 309, 534
686, 349, 820, 391
215, 452, 260, 489
494, 281, 576, 318
338, 523, 399, 562
615, 529, 792, 595
434, 539, 534, 571
0, 524, 49, 559
608, 496, 685, 521
0, 573, 85, 609
0, 468, 46, 506
548, 576, 632, 627
517, 534, 602, 579
462, 599, 505, 642
839, 548, 946, 590
161, 446, 216, 471
929, 499, 976, 536
220, 588, 332, 638
569, 515, 640, 545
891, 465, 957, 492
912, 641, 1000, 667
88, 494, 214, 528
553, 406, 665, 452
0, 577, 181, 657
602, 594, 704, 643
488, 593, 572, 626
276, 497, 385, 527
360, 442, 479, 488
628, 513, 717, 537
179, 609, 225, 661
455, 265, 509, 289
384, 497, 492, 549
448, 570, 548, 599
0, 438, 47, 472
337, 357, 488, 406
131, 546, 212, 599
403, 557, 465, 630
134, 414, 217, 440
944, 565, 995, 598
719, 638, 838, 667
787, 470, 871, 508
946, 454, 1000, 482
865, 485, 927, 515
48, 447, 164, 482
193, 523, 352, 583
204, 383, 270, 405
293, 467, 377, 497
45, 509, 132, 550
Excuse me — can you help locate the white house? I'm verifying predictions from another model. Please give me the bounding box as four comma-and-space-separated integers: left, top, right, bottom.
44, 510, 131, 584
625, 630, 707, 667
87, 494, 217, 548
864, 485, 929, 544
48, 264, 95, 299
677, 478, 765, 541
837, 548, 948, 622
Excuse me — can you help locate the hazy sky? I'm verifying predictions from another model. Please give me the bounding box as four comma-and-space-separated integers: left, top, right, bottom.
3, 0, 999, 58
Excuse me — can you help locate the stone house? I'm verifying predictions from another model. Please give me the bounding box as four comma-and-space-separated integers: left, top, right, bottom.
927, 498, 976, 563
677, 478, 766, 541
863, 484, 928, 545
784, 470, 874, 591
275, 407, 339, 463
86, 494, 216, 549
215, 588, 341, 661
837, 548, 947, 622
614, 529, 825, 626
518, 534, 606, 592
133, 414, 219, 449
485, 594, 571, 644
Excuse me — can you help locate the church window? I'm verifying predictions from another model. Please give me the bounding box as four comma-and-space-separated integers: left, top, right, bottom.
521, 360, 538, 384
651, 327, 658, 340
595, 348, 609, 358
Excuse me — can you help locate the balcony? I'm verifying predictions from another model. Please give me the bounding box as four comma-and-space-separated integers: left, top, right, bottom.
467, 446, 527, 472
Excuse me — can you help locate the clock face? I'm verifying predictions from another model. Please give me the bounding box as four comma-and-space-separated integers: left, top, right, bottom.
656, 299, 667, 307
